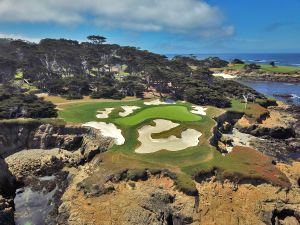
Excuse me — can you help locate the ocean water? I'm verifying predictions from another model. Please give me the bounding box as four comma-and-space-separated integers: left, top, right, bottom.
239, 81, 300, 105
167, 53, 300, 104
167, 53, 300, 67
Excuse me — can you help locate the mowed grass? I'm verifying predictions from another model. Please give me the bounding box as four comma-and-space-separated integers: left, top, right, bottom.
260, 64, 300, 73
115, 105, 202, 126
59, 100, 144, 123
217, 63, 300, 73
58, 101, 216, 169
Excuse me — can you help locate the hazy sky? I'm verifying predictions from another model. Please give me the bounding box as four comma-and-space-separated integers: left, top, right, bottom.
0, 0, 299, 54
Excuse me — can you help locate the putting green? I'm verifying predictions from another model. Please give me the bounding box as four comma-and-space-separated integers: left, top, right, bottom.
115, 105, 202, 126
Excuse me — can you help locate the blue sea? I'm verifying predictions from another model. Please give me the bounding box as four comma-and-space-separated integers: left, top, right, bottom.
167, 53, 300, 104
239, 81, 300, 105
167, 53, 300, 67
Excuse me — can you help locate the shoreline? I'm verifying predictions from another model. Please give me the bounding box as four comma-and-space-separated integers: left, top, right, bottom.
212, 69, 300, 83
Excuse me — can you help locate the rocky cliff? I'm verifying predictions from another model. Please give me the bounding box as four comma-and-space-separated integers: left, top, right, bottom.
0, 121, 113, 161
0, 120, 113, 224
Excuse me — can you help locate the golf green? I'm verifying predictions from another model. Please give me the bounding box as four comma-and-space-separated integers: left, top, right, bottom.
115, 105, 202, 126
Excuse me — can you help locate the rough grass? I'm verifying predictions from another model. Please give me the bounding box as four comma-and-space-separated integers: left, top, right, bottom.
228, 99, 269, 121
182, 146, 290, 188
0, 118, 66, 126
151, 123, 200, 139
38, 93, 138, 105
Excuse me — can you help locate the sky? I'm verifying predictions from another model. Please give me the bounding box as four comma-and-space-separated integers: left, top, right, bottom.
0, 0, 299, 54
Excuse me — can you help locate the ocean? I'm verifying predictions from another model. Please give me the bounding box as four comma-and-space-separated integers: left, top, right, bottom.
167, 53, 300, 67
167, 53, 300, 104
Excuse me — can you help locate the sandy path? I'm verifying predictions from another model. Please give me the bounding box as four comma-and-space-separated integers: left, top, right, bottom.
119, 106, 140, 117
96, 108, 114, 119
144, 99, 175, 106
135, 119, 202, 154
212, 72, 237, 79
191, 106, 207, 115
83, 122, 125, 145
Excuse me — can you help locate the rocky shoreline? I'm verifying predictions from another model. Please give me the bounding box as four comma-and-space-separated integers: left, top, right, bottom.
215, 104, 300, 163
217, 69, 300, 83
0, 104, 299, 225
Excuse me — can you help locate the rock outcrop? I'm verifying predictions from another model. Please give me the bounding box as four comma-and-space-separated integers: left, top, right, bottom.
0, 157, 16, 225
197, 162, 300, 225
235, 106, 300, 162
0, 121, 113, 162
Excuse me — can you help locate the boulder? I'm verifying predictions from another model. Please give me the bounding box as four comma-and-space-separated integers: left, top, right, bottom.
0, 158, 15, 197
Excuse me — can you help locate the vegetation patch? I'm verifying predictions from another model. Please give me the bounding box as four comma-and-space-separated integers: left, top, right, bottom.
151, 123, 201, 139
228, 99, 269, 121
183, 146, 290, 189
0, 85, 57, 119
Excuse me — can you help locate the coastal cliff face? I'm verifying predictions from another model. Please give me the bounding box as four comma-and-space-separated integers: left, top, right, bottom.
0, 121, 113, 224
234, 105, 300, 162
0, 122, 113, 160
58, 155, 300, 225
0, 105, 299, 225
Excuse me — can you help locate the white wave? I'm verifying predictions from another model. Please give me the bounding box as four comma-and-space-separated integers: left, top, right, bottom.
291, 64, 300, 67
291, 94, 300, 99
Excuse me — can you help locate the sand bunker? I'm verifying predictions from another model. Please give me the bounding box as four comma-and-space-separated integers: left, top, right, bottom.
212, 72, 237, 79
119, 106, 140, 117
144, 99, 175, 106
96, 108, 114, 119
83, 122, 125, 145
135, 119, 202, 154
191, 106, 207, 115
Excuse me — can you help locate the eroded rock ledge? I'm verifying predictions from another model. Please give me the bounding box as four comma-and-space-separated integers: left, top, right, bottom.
0, 120, 113, 224
0, 121, 113, 161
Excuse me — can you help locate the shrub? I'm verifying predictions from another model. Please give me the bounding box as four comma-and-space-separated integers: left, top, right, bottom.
244, 63, 261, 70
0, 85, 57, 119
231, 58, 244, 64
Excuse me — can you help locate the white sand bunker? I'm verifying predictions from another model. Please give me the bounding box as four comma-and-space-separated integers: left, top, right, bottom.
135, 119, 202, 154
119, 106, 140, 117
212, 72, 237, 79
144, 99, 175, 106
83, 122, 125, 145
191, 106, 207, 115
96, 108, 114, 119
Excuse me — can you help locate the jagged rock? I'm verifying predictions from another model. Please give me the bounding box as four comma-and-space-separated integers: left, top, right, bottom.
0, 122, 113, 165
0, 158, 15, 197
0, 195, 14, 225
222, 121, 232, 133
218, 141, 228, 153
0, 158, 15, 225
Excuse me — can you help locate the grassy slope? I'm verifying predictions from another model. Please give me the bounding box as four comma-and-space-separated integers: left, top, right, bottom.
58, 100, 290, 192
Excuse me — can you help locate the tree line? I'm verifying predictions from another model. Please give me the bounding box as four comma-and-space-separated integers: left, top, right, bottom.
0, 35, 264, 113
